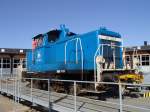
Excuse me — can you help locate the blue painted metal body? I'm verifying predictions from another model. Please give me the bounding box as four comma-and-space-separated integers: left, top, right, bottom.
27, 25, 123, 73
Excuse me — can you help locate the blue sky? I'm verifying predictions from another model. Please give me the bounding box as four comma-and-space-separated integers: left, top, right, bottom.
0, 0, 150, 48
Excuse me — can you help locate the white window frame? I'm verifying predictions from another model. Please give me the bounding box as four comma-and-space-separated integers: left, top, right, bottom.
125, 55, 132, 64
2, 58, 11, 68
141, 54, 150, 66
21, 58, 27, 68
13, 58, 20, 68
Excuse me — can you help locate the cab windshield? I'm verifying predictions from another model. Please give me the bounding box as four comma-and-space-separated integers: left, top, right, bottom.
47, 30, 61, 42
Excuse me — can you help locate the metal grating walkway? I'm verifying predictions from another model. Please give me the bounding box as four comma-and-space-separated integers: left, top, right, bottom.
0, 79, 150, 112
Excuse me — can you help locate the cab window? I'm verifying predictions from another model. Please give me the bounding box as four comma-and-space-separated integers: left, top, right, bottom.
47, 30, 61, 42
32, 34, 43, 49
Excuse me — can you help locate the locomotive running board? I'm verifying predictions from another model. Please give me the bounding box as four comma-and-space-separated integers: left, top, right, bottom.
80, 89, 106, 94
102, 69, 135, 71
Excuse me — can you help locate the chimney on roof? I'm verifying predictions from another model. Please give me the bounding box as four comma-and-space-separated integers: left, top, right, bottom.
144, 41, 148, 46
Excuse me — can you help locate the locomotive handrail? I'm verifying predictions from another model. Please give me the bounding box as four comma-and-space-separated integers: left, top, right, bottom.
94, 44, 101, 90
64, 38, 78, 64
78, 38, 84, 80
94, 43, 123, 90
64, 38, 84, 80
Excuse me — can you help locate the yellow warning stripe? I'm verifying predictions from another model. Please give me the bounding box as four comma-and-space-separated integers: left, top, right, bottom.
143, 92, 150, 98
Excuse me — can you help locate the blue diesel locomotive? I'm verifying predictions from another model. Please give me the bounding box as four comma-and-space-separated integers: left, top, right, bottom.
24, 25, 143, 93
27, 25, 123, 76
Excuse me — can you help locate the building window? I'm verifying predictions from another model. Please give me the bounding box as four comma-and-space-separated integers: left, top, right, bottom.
2, 58, 11, 68
0, 58, 1, 68
141, 55, 150, 66
13, 58, 26, 68
13, 58, 20, 68
133, 55, 141, 66
125, 56, 131, 64
22, 58, 26, 68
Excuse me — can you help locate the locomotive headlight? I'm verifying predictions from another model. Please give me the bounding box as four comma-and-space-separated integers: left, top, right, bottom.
37, 53, 41, 58
37, 52, 42, 62
96, 56, 105, 63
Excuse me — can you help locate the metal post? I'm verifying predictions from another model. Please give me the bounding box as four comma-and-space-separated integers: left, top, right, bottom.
19, 60, 23, 102
6, 77, 8, 93
0, 58, 3, 92
113, 47, 116, 69
119, 83, 123, 112
4, 77, 5, 92
0, 74, 2, 92
19, 79, 21, 102
15, 77, 17, 103
5, 77, 6, 93
31, 78, 33, 104
13, 77, 15, 100
17, 78, 20, 103
48, 79, 51, 112
14, 77, 17, 112
19, 78, 22, 101
16, 78, 18, 103
17, 61, 22, 103
74, 81, 77, 112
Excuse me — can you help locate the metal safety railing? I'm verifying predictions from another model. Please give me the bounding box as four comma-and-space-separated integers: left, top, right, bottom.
0, 76, 150, 112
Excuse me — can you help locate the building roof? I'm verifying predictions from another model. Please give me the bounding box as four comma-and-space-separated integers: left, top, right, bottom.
0, 48, 31, 54
125, 45, 150, 52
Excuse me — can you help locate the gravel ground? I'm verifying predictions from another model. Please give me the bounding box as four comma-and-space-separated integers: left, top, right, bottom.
0, 95, 39, 112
